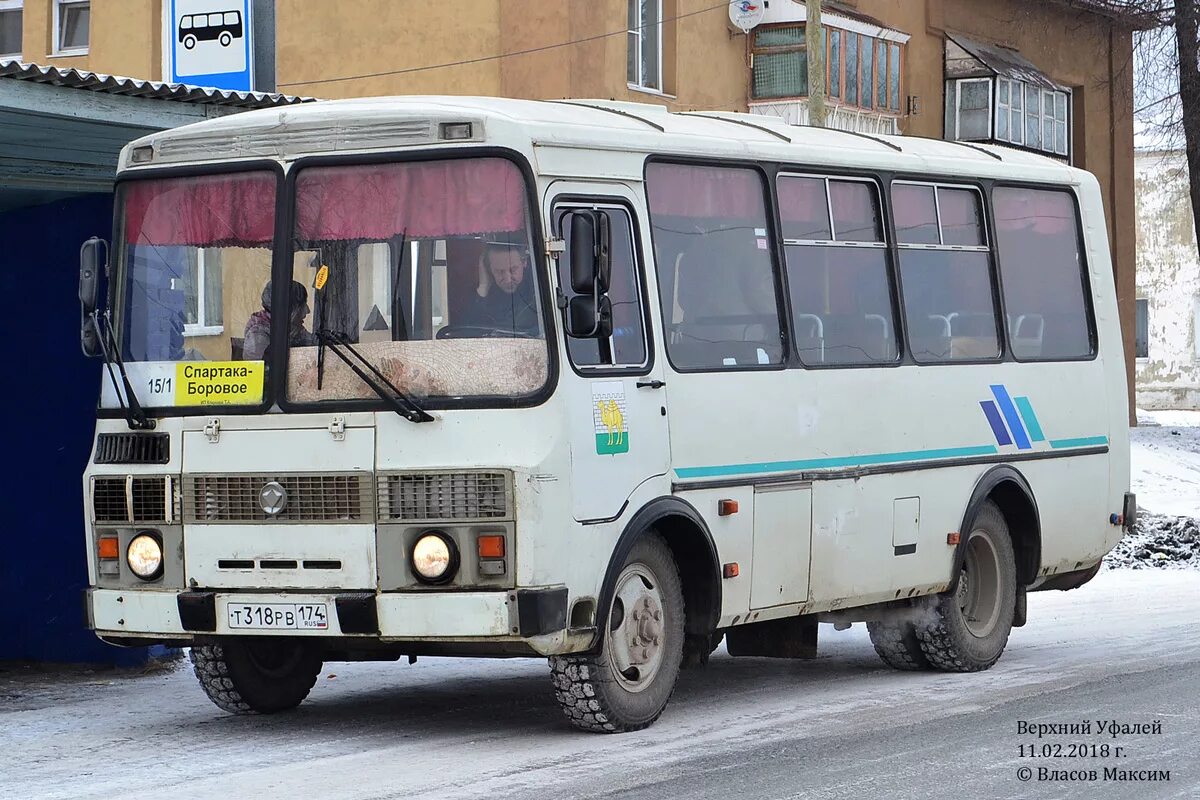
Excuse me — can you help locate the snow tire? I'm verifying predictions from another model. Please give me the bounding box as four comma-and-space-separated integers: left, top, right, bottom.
866, 617, 932, 671
549, 533, 685, 733
191, 639, 322, 715
916, 500, 1017, 672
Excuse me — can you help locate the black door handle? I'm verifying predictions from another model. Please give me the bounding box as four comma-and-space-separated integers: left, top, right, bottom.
636, 380, 666, 389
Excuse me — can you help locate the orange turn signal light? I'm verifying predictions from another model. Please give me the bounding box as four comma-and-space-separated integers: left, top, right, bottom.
718, 499, 739, 516
723, 562, 740, 579
946, 532, 961, 546
477, 534, 506, 559
98, 536, 119, 560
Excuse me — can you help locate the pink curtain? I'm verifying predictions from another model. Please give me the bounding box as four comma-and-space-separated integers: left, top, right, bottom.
646, 162, 764, 218
294, 158, 527, 240
891, 183, 938, 233
828, 180, 880, 242
123, 171, 276, 247
994, 187, 1073, 235
777, 176, 829, 238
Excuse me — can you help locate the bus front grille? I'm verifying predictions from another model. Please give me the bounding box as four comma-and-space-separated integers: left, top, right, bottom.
377, 471, 509, 522
182, 473, 373, 523
91, 476, 175, 523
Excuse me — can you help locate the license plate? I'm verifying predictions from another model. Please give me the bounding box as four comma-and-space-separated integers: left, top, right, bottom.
227, 603, 329, 630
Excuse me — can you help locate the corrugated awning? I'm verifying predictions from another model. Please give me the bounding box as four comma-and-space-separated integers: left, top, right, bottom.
945, 34, 1067, 92
0, 59, 315, 108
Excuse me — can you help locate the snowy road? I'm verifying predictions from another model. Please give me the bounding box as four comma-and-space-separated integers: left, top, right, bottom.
4, 570, 1197, 800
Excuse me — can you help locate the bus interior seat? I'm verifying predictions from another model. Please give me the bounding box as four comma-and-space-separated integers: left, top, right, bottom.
1011, 314, 1045, 357
949, 312, 998, 359
794, 313, 825, 364
910, 315, 951, 360
670, 247, 780, 366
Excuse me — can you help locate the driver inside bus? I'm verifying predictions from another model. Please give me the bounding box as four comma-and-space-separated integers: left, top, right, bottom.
465, 235, 540, 335
242, 280, 317, 361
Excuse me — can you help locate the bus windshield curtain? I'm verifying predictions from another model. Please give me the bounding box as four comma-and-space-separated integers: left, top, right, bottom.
295, 158, 527, 241
122, 172, 277, 248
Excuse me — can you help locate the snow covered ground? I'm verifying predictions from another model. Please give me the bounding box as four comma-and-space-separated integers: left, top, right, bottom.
1114, 409, 1200, 571
2, 570, 1197, 800
1130, 409, 1200, 517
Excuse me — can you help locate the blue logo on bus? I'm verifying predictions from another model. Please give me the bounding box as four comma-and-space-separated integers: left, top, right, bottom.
979, 385, 1045, 450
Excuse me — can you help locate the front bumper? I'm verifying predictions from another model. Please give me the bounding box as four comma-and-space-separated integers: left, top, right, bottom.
87, 586, 567, 642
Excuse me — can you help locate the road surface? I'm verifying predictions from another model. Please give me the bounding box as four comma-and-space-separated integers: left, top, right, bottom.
4, 570, 1197, 800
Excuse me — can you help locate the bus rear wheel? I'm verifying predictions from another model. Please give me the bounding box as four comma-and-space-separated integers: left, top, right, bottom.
549, 533, 684, 733
191, 639, 322, 714
916, 500, 1017, 672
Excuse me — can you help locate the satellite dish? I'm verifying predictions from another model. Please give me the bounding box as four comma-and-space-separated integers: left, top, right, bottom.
728, 0, 765, 33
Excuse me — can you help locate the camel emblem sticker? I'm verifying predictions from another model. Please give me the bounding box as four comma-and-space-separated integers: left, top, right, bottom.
592, 382, 629, 455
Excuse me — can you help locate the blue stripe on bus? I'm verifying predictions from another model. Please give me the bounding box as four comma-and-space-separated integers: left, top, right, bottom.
673, 445, 1000, 480
979, 400, 1012, 446
989, 384, 1032, 450
1049, 435, 1109, 449
1014, 396, 1046, 442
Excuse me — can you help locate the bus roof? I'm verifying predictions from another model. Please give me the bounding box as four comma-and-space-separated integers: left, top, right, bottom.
119, 95, 1083, 185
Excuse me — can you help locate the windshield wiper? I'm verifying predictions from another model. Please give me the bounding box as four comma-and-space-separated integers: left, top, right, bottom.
92, 309, 153, 430
315, 330, 434, 423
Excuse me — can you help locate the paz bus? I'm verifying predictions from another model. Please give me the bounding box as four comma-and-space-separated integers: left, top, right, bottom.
78, 96, 1134, 733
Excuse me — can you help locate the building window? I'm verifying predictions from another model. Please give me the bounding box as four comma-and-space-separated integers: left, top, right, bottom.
751, 24, 903, 113
627, 0, 661, 92
1136, 298, 1149, 360
183, 249, 224, 337
0, 1, 22, 59
945, 36, 1070, 159
53, 0, 88, 55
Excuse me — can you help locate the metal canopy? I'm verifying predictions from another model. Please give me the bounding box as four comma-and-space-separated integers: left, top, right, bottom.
945, 34, 1068, 93
0, 60, 314, 212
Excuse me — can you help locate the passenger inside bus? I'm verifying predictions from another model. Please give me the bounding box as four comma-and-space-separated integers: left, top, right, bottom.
241, 279, 317, 361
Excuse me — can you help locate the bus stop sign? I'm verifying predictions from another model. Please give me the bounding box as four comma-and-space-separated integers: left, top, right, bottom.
167, 0, 253, 91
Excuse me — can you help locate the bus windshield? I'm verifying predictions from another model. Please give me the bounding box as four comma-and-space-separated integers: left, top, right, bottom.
109, 169, 278, 409
285, 156, 549, 405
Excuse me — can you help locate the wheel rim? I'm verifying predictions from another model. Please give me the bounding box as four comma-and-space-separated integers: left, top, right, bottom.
244, 640, 306, 678
606, 562, 667, 693
957, 529, 1003, 638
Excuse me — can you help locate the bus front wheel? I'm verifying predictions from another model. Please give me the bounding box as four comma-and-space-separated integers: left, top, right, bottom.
182, 34, 196, 50
549, 533, 684, 733
191, 639, 322, 714
917, 500, 1017, 672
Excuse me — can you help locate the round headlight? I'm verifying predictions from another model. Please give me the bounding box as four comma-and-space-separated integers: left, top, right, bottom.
127, 532, 164, 580
411, 532, 458, 584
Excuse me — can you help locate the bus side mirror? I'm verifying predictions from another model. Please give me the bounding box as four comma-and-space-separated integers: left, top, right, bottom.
568, 210, 610, 294
567, 294, 613, 339
79, 237, 107, 357
565, 210, 612, 338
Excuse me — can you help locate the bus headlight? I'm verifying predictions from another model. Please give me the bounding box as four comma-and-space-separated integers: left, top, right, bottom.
411, 531, 458, 584
127, 532, 164, 581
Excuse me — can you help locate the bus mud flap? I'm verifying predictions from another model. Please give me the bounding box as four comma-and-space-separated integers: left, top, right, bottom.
726, 616, 817, 659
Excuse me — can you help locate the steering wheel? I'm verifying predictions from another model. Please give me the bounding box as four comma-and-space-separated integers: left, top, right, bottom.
435, 325, 539, 340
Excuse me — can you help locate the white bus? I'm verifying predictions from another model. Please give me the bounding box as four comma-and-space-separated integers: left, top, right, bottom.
79, 97, 1134, 733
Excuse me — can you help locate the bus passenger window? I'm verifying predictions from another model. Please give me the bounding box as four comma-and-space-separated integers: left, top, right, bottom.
556, 206, 647, 368
994, 188, 1094, 360
894, 182, 1000, 362
646, 163, 784, 370
778, 175, 898, 366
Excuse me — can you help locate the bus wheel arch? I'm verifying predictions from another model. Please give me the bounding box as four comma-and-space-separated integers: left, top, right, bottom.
595, 497, 722, 656
955, 465, 1041, 590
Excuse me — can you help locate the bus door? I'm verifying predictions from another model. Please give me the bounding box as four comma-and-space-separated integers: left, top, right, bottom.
550, 187, 671, 522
